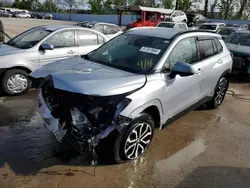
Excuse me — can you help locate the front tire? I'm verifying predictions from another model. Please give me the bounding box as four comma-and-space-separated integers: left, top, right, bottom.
206, 77, 228, 109
2, 69, 30, 96
113, 113, 155, 163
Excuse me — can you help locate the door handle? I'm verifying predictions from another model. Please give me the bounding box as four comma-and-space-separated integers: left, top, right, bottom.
67, 50, 76, 54
196, 68, 203, 74
217, 59, 223, 64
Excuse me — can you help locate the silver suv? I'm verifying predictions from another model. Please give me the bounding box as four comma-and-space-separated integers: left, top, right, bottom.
30, 27, 233, 164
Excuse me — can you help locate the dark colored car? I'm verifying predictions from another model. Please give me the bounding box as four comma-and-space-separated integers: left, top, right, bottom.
186, 12, 207, 27
225, 30, 250, 75
217, 27, 238, 40
37, 13, 53, 19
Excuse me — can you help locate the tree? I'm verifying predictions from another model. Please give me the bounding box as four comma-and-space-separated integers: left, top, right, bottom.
160, 0, 174, 9
88, 0, 105, 14
43, 0, 58, 12
210, 0, 218, 18
204, 0, 208, 17
59, 0, 85, 20
178, 0, 201, 12
236, 0, 248, 19
217, 0, 238, 19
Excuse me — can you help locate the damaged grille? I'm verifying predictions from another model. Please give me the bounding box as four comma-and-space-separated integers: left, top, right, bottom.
41, 79, 127, 130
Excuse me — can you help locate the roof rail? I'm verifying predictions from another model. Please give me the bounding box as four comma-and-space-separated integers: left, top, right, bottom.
171, 29, 219, 40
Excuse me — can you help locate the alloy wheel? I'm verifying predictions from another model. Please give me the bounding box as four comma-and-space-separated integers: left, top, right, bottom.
124, 122, 153, 160
215, 79, 228, 105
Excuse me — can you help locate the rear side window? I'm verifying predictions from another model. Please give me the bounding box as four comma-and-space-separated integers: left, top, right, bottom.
213, 38, 223, 53
106, 25, 118, 34
198, 39, 214, 59
77, 30, 98, 46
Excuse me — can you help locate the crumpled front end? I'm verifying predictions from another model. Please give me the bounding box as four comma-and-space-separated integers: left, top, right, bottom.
35, 76, 133, 164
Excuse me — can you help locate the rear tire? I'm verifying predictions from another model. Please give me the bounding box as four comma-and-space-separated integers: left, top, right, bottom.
112, 113, 155, 163
206, 76, 228, 109
2, 69, 30, 96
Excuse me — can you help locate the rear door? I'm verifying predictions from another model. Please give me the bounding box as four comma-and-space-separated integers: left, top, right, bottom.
38, 29, 78, 66
197, 37, 227, 98
76, 29, 106, 55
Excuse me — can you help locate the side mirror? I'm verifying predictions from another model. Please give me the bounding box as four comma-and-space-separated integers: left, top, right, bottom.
169, 62, 195, 78
41, 43, 54, 50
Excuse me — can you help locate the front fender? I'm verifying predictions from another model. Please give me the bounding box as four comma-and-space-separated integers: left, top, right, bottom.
120, 99, 164, 129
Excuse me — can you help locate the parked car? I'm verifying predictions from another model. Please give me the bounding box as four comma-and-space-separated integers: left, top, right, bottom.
30, 12, 38, 18
74, 21, 123, 39
163, 10, 188, 23
186, 12, 207, 27
217, 27, 238, 40
0, 11, 12, 17
198, 22, 226, 32
15, 12, 31, 18
156, 22, 188, 30
0, 25, 109, 95
37, 13, 53, 19
29, 28, 232, 164
225, 30, 250, 74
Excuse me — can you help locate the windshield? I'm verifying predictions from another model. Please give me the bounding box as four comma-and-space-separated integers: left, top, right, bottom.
157, 22, 175, 28
87, 34, 170, 74
225, 33, 250, 46
6, 27, 52, 49
199, 24, 217, 30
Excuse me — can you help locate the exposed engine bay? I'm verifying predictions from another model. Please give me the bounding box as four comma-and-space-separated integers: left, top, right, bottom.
32, 76, 133, 165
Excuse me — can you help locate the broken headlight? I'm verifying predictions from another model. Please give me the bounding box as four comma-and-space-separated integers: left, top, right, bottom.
114, 98, 132, 118
70, 107, 92, 134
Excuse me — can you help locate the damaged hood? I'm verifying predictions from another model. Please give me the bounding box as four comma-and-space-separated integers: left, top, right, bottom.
30, 56, 146, 96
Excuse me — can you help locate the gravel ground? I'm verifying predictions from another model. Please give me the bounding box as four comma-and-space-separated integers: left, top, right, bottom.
0, 18, 250, 188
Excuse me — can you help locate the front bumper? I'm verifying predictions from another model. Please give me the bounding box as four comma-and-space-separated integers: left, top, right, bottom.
37, 89, 66, 142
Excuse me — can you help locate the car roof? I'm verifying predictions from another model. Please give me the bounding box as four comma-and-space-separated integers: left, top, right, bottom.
127, 27, 180, 39
234, 30, 250, 34
203, 22, 225, 25
126, 27, 217, 40
40, 25, 79, 31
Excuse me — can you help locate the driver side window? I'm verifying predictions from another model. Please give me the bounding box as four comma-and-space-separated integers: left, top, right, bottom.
165, 37, 197, 69
44, 30, 75, 48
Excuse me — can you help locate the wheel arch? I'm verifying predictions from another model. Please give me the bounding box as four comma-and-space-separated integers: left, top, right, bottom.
0, 66, 32, 80
125, 99, 164, 130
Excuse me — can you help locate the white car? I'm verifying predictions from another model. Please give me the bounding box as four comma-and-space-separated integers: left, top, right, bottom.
198, 22, 226, 32
0, 25, 109, 95
16, 12, 31, 18
74, 21, 123, 39
162, 10, 188, 23
156, 22, 188, 30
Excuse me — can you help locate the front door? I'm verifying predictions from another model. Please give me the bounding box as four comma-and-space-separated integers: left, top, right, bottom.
38, 29, 78, 66
162, 37, 203, 118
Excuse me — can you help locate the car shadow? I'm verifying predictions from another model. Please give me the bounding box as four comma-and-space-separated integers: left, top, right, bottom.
176, 166, 250, 188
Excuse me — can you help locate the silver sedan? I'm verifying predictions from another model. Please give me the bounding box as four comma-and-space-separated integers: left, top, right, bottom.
0, 25, 109, 95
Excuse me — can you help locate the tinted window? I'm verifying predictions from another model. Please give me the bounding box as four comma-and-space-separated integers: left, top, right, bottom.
198, 39, 214, 59
226, 33, 250, 46
93, 24, 104, 33
77, 30, 98, 46
106, 25, 118, 34
44, 30, 75, 48
214, 38, 223, 52
178, 11, 184, 16
166, 37, 197, 69
199, 24, 217, 30
87, 34, 170, 74
219, 28, 231, 35
174, 24, 181, 29
157, 22, 175, 28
